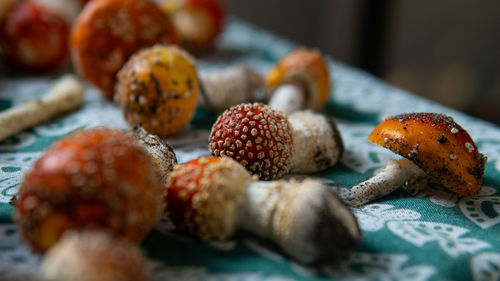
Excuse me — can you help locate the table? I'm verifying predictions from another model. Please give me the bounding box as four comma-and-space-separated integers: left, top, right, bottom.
1, 19, 499, 281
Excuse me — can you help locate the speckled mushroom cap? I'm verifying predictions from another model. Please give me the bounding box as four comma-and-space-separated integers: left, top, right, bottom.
71, 0, 178, 98
115, 44, 199, 137
265, 48, 330, 112
14, 127, 163, 253
165, 157, 252, 241
369, 112, 487, 196
40, 231, 149, 281
209, 103, 294, 180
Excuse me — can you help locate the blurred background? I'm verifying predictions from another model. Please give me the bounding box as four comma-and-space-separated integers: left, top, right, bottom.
227, 0, 500, 125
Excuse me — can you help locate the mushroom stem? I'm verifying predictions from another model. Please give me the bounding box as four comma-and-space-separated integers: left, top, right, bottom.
349, 158, 427, 207
239, 179, 360, 264
0, 74, 84, 142
268, 83, 304, 115
238, 181, 282, 238
199, 65, 263, 111
288, 111, 344, 173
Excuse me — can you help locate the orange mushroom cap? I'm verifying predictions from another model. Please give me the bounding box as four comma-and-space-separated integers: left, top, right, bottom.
369, 113, 487, 196
71, 0, 178, 98
265, 48, 330, 112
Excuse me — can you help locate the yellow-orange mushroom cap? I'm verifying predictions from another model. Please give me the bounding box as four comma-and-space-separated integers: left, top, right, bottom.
265, 48, 330, 112
115, 44, 199, 137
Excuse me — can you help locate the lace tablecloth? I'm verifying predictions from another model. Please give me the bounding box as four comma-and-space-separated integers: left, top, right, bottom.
1, 19, 499, 281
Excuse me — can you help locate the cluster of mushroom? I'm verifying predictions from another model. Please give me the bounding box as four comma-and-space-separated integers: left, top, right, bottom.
3, 2, 490, 279
0, 0, 225, 74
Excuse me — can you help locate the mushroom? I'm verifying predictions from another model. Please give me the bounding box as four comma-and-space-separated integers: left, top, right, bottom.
71, 0, 178, 98
165, 156, 360, 264
265, 48, 330, 115
115, 44, 199, 137
0, 75, 84, 142
40, 231, 149, 281
209, 103, 343, 180
0, 0, 81, 71
156, 0, 225, 56
14, 127, 163, 253
349, 112, 488, 207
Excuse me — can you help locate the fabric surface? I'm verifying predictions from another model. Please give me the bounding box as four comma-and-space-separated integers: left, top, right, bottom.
1, 19, 499, 281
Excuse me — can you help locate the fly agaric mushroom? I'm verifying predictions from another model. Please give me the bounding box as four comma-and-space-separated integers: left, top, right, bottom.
209, 103, 343, 180
115, 44, 198, 137
116, 44, 263, 135
156, 0, 225, 55
71, 0, 178, 98
14, 127, 163, 253
265, 48, 330, 115
349, 112, 488, 207
40, 231, 149, 281
0, 0, 81, 71
165, 156, 360, 264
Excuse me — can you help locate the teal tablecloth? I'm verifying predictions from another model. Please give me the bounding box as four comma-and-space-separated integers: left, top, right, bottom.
1, 19, 500, 281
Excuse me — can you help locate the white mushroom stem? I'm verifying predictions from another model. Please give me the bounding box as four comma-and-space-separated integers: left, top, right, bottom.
349, 158, 428, 207
288, 111, 343, 173
268, 83, 304, 115
0, 75, 84, 142
238, 179, 360, 264
199, 65, 263, 111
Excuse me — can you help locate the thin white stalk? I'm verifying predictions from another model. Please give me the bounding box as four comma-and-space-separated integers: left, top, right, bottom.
349, 158, 427, 207
268, 83, 304, 115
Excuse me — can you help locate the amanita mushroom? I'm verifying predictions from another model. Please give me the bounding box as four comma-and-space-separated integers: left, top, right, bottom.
209, 103, 343, 180
115, 44, 198, 137
265, 48, 330, 115
14, 127, 163, 253
71, 0, 178, 98
165, 156, 360, 264
156, 0, 225, 55
0, 0, 81, 71
40, 231, 149, 281
349, 112, 488, 207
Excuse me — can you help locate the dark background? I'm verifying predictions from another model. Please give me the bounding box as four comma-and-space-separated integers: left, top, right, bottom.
227, 0, 500, 125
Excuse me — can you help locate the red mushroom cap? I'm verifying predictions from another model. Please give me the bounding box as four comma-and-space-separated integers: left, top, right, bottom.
14, 127, 163, 253
209, 103, 294, 180
0, 0, 70, 71
165, 156, 251, 241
